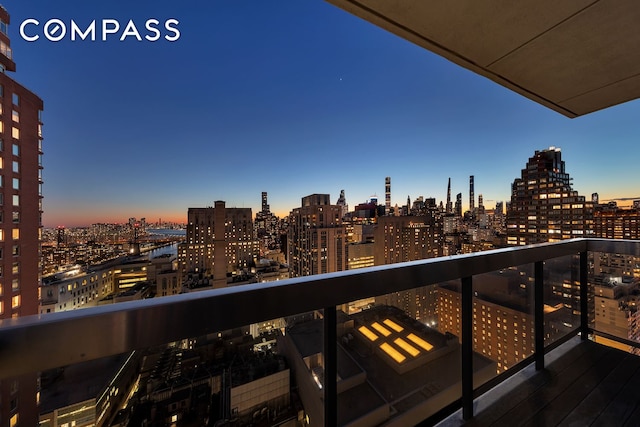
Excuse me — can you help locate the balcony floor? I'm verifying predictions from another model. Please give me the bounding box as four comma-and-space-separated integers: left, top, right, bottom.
437, 336, 640, 426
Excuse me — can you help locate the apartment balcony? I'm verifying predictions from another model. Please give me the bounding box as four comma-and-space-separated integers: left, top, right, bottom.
2, 238, 640, 426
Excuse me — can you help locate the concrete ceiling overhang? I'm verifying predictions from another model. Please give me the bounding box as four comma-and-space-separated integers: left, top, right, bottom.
326, 0, 640, 118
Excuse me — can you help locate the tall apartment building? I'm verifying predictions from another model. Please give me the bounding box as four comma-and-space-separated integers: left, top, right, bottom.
179, 201, 257, 288
373, 214, 443, 265
593, 279, 640, 354
287, 194, 347, 277
594, 205, 640, 240
506, 147, 593, 245
373, 213, 443, 322
0, 7, 44, 426
592, 205, 640, 280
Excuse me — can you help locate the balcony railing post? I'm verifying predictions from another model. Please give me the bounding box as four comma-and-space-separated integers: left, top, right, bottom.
580, 251, 589, 340
462, 275, 474, 421
534, 261, 544, 370
324, 305, 337, 427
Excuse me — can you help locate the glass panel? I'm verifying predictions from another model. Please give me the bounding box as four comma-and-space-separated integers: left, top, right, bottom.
339, 282, 463, 425
471, 266, 533, 381
591, 251, 640, 353
544, 255, 580, 346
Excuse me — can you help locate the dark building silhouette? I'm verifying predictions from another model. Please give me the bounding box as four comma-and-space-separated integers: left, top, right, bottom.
506, 147, 593, 246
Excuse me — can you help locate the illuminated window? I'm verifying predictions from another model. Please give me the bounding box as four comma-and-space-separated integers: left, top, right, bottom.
11, 127, 18, 139
12, 278, 17, 290
11, 110, 18, 123
12, 194, 18, 206
12, 262, 18, 274
11, 294, 19, 309
12, 228, 18, 240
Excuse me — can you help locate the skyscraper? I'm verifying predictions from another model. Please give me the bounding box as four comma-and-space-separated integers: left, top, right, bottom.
385, 176, 391, 216
0, 7, 43, 319
446, 178, 452, 214
261, 191, 269, 214
288, 194, 347, 277
455, 193, 462, 218
374, 213, 443, 321
506, 147, 593, 246
179, 201, 257, 288
336, 189, 348, 220
0, 6, 44, 425
469, 175, 475, 214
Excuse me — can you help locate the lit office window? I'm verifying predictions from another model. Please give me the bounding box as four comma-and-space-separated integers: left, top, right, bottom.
11, 110, 18, 123
12, 228, 18, 240
11, 294, 19, 309
11, 127, 18, 139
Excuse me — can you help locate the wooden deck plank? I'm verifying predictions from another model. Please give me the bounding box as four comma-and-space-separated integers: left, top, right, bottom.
591, 361, 640, 427
464, 339, 595, 427
520, 346, 627, 426
436, 340, 640, 427
561, 352, 640, 426
491, 341, 613, 426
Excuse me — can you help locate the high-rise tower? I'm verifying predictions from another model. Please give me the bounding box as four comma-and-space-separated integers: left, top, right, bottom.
336, 189, 348, 220
469, 175, 475, 214
0, 6, 43, 318
261, 191, 269, 214
506, 147, 593, 245
446, 178, 452, 214
179, 201, 257, 288
455, 193, 462, 217
288, 194, 347, 277
0, 6, 44, 425
385, 176, 391, 215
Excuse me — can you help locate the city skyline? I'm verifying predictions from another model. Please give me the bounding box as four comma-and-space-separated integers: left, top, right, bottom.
6, 0, 640, 227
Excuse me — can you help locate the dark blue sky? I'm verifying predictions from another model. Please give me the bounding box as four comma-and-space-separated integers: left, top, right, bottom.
6, 0, 640, 226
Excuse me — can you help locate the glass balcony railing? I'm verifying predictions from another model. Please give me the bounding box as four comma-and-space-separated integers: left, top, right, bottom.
2, 238, 640, 426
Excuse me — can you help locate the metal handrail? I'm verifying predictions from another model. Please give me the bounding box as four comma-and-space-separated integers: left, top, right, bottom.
0, 238, 638, 380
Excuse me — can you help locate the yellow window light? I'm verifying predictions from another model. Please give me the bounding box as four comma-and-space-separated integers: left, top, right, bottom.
371, 322, 392, 337
394, 338, 420, 357
358, 326, 379, 342
380, 342, 406, 363
383, 318, 404, 332
407, 333, 434, 351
